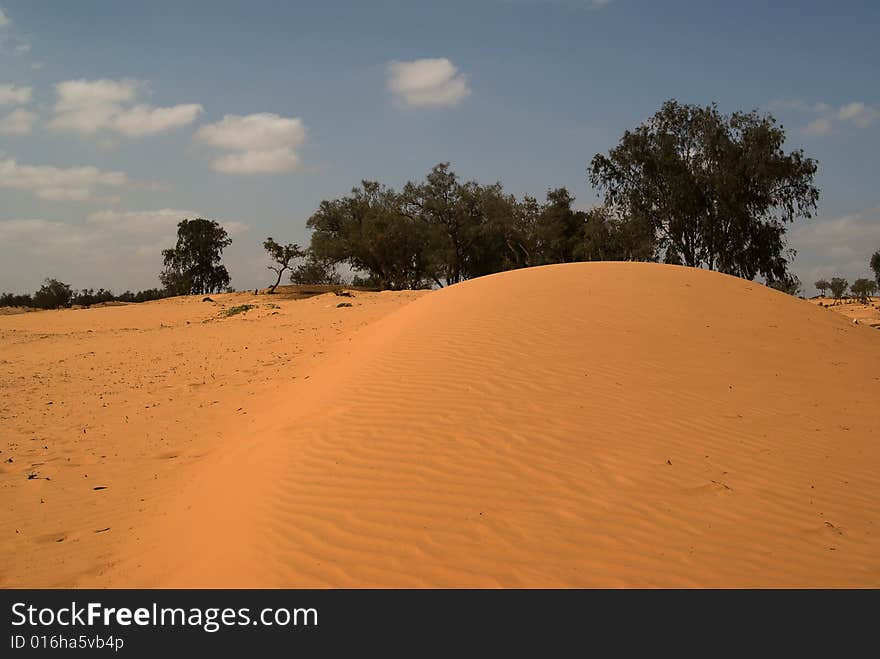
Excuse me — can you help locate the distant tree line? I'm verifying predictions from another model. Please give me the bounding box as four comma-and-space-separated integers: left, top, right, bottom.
813, 251, 880, 303
0, 278, 169, 310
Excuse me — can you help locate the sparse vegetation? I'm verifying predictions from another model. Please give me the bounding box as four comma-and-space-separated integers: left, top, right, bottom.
829, 277, 849, 302
814, 279, 830, 297
851, 278, 877, 303
0, 280, 171, 310
222, 304, 255, 317
263, 238, 304, 294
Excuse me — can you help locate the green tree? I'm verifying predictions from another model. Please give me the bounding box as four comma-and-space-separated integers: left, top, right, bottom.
870, 251, 880, 288
263, 237, 304, 293
768, 275, 802, 296
160, 219, 232, 295
290, 251, 344, 285
814, 278, 831, 297
589, 99, 819, 281
851, 278, 875, 303
829, 277, 849, 302
33, 278, 73, 309
308, 181, 432, 289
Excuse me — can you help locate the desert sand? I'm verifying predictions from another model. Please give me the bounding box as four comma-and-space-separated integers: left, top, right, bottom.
2, 262, 879, 587
810, 296, 880, 329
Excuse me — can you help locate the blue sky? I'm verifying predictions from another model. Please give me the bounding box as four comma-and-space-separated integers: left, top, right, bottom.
1, 0, 878, 294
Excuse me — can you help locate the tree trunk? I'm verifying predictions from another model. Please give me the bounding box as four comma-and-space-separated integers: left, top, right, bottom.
268, 268, 284, 294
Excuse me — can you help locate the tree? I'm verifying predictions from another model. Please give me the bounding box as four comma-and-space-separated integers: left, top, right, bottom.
814, 278, 830, 297
829, 277, 849, 302
263, 238, 304, 293
33, 278, 73, 309
308, 180, 433, 289
851, 278, 876, 303
871, 251, 880, 288
160, 218, 232, 295
589, 99, 819, 282
0, 292, 34, 308
768, 275, 802, 296
290, 251, 344, 285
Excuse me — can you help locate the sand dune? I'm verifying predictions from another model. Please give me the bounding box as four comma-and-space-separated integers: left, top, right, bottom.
2, 263, 879, 587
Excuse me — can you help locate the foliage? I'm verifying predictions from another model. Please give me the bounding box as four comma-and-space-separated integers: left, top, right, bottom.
814, 279, 830, 297
588, 99, 819, 282
871, 251, 880, 287
308, 180, 434, 289
160, 218, 232, 295
768, 275, 802, 296
850, 278, 877, 303
290, 250, 345, 286
32, 278, 74, 309
305, 164, 658, 290
222, 304, 255, 317
829, 277, 849, 301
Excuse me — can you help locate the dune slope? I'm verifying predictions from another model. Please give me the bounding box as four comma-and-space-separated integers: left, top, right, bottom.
104, 263, 880, 587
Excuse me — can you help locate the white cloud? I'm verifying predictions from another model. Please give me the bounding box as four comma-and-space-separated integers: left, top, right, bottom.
387, 58, 471, 108
0, 157, 127, 202
0, 107, 36, 135
112, 103, 204, 137
212, 148, 300, 174
49, 78, 203, 137
791, 208, 880, 247
87, 209, 249, 237
0, 83, 32, 105
836, 101, 879, 128
0, 8, 9, 27
87, 208, 194, 233
771, 98, 879, 137
803, 117, 832, 138
195, 113, 306, 174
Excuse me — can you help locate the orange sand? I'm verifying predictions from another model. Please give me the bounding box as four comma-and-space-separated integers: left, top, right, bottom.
811, 296, 880, 329
2, 263, 879, 587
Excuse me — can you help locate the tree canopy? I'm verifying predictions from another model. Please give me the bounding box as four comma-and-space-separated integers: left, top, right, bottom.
851, 278, 877, 303
160, 218, 232, 295
306, 163, 654, 289
589, 99, 819, 282
829, 277, 849, 301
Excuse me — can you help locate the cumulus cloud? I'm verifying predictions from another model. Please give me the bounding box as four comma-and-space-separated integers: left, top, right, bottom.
87, 208, 250, 237
195, 113, 307, 174
49, 78, 203, 138
0, 156, 127, 202
0, 83, 32, 105
803, 117, 832, 138
0, 107, 36, 135
771, 98, 879, 137
836, 101, 879, 129
387, 58, 471, 108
